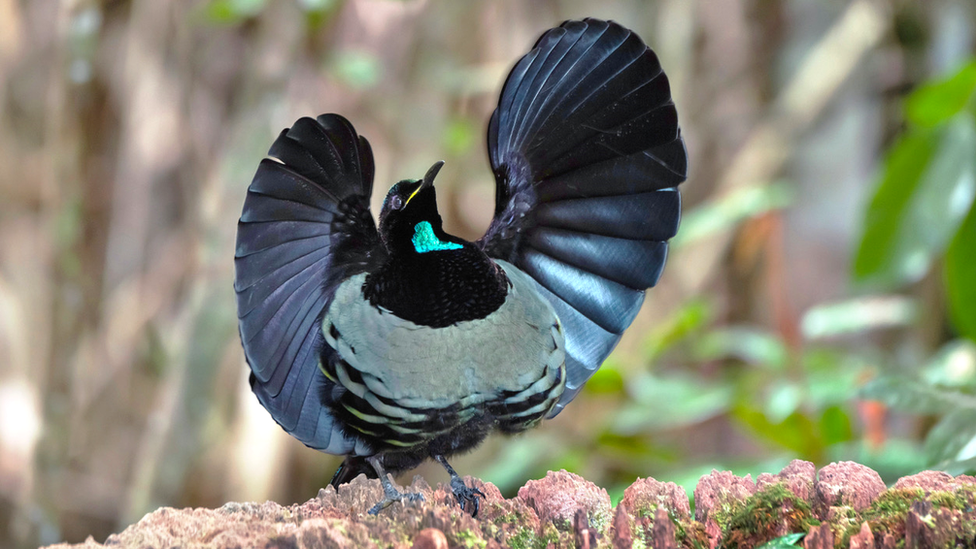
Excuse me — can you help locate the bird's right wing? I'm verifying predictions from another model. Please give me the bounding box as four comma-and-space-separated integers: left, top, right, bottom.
478, 19, 687, 416
235, 114, 385, 455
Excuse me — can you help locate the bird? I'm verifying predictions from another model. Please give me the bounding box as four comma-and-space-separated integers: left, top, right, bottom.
234, 18, 686, 516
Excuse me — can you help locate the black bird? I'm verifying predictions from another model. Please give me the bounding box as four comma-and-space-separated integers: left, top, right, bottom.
235, 18, 686, 515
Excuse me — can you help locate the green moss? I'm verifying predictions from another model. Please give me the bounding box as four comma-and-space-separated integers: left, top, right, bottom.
674, 518, 710, 549
957, 483, 976, 505
539, 523, 566, 548
871, 488, 923, 516
928, 487, 974, 511
822, 504, 859, 543
591, 508, 612, 534
632, 501, 660, 520
839, 487, 919, 545
631, 496, 685, 521
507, 524, 562, 549
718, 483, 818, 549
493, 507, 531, 525
455, 529, 486, 549
551, 517, 573, 532
633, 512, 707, 549
841, 486, 976, 546
507, 527, 536, 549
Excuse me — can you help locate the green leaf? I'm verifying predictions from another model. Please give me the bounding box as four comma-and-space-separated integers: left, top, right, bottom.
819, 405, 854, 446
801, 296, 916, 339
838, 438, 928, 479
860, 376, 976, 415
595, 432, 668, 461
329, 50, 381, 89
930, 455, 976, 476
922, 339, 976, 388
803, 349, 868, 408
732, 406, 820, 457
924, 408, 976, 465
755, 532, 805, 549
201, 0, 265, 23
641, 298, 712, 362
694, 327, 788, 368
613, 373, 732, 433
908, 116, 976, 252
854, 116, 976, 286
584, 366, 625, 395
443, 118, 477, 156
947, 203, 976, 343
906, 61, 976, 128
854, 131, 935, 283
765, 381, 802, 423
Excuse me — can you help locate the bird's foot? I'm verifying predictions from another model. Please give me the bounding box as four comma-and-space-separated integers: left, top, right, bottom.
433, 454, 485, 517
449, 476, 485, 517
364, 455, 426, 515
367, 483, 425, 515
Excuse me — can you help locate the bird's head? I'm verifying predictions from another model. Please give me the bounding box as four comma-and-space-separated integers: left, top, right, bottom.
378, 160, 460, 254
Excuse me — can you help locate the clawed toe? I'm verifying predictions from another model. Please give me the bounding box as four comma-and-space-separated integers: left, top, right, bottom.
450, 479, 485, 517
368, 490, 425, 515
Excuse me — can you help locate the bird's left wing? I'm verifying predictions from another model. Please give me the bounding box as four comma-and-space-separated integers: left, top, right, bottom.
478, 19, 687, 417
235, 114, 385, 454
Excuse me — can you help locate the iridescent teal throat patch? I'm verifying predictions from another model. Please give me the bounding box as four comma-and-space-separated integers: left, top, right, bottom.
412, 221, 462, 253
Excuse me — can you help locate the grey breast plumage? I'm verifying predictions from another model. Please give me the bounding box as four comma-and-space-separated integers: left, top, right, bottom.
320, 260, 566, 447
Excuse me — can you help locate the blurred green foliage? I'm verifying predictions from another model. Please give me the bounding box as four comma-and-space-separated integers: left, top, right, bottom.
947, 206, 976, 343
854, 60, 976, 310
854, 59, 976, 476
861, 340, 976, 475
330, 50, 382, 89
201, 0, 336, 25
202, 0, 267, 24
671, 184, 793, 248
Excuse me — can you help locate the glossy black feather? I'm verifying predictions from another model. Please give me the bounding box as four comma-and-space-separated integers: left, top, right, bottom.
235, 114, 383, 454
479, 18, 687, 415
534, 190, 680, 241
525, 227, 669, 289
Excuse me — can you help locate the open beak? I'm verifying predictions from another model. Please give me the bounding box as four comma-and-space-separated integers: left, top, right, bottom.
406, 160, 445, 206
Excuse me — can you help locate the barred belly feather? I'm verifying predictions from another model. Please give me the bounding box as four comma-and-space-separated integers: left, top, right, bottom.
319, 260, 566, 450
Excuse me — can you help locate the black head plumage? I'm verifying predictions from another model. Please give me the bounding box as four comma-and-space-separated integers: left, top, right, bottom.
377, 160, 448, 254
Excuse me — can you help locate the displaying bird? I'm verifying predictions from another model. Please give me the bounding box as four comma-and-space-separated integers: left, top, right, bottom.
235, 18, 686, 515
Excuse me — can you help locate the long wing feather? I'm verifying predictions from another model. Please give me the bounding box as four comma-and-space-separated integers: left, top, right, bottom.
235, 114, 384, 453
479, 19, 687, 416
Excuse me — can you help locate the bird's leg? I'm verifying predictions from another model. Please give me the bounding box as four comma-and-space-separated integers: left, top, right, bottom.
366, 455, 425, 515
434, 454, 485, 517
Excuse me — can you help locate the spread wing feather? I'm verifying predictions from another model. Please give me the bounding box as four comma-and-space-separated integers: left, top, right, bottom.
235, 114, 384, 454
479, 18, 687, 416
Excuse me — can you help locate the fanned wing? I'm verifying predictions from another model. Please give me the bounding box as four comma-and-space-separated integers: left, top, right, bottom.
479, 19, 687, 416
235, 114, 385, 454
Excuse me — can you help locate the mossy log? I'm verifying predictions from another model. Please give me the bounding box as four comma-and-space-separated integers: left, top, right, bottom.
45, 463, 976, 549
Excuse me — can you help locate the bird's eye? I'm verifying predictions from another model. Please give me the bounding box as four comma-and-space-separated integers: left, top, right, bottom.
390, 195, 404, 210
